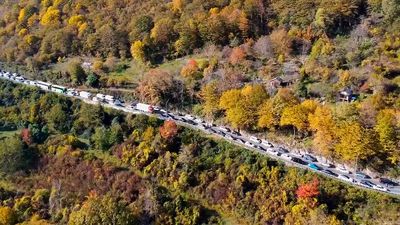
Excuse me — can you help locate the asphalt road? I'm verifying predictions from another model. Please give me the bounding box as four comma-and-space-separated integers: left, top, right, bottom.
1, 73, 400, 196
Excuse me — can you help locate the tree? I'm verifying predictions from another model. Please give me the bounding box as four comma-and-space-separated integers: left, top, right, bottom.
220, 85, 268, 130
159, 120, 179, 140
68, 61, 86, 85
335, 121, 379, 166
180, 59, 201, 80
136, 69, 182, 105
150, 18, 175, 44
258, 88, 299, 130
0, 207, 16, 225
68, 195, 137, 225
0, 136, 30, 175
308, 106, 337, 158
229, 47, 246, 65
45, 103, 69, 133
130, 40, 146, 63
92, 127, 111, 151
200, 81, 221, 120
280, 104, 309, 135
375, 109, 399, 164
381, 0, 400, 22
296, 178, 320, 200
269, 29, 293, 57
86, 73, 99, 87
40, 7, 60, 26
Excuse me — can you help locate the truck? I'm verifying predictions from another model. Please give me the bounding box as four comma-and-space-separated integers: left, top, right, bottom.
96, 93, 106, 99
79, 91, 92, 99
35, 81, 52, 90
51, 84, 67, 94
105, 95, 114, 102
136, 103, 154, 113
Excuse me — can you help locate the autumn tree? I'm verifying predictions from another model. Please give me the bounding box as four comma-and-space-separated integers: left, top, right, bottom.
136, 69, 183, 106
375, 109, 399, 164
335, 121, 379, 166
200, 81, 221, 120
181, 59, 201, 80
308, 106, 337, 158
258, 88, 299, 130
68, 195, 137, 225
0, 206, 16, 225
159, 120, 179, 140
151, 18, 176, 44
229, 47, 246, 65
280, 103, 311, 135
220, 84, 268, 130
296, 178, 320, 200
130, 40, 146, 63
40, 7, 60, 26
269, 29, 293, 57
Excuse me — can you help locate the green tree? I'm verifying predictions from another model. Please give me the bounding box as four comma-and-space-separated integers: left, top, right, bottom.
0, 137, 31, 175
45, 103, 69, 133
68, 61, 86, 85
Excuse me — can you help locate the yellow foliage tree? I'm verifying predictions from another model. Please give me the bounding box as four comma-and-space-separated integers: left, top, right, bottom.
220, 84, 268, 130
40, 7, 60, 26
0, 206, 16, 225
200, 81, 220, 120
309, 106, 337, 158
130, 40, 145, 62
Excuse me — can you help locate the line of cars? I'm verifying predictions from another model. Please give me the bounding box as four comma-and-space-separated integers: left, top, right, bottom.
1, 70, 398, 195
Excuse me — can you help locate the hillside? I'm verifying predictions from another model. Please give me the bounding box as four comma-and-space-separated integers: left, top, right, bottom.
0, 80, 400, 224
0, 0, 399, 224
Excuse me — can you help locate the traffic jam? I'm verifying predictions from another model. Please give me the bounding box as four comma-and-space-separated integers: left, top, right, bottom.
1, 70, 399, 195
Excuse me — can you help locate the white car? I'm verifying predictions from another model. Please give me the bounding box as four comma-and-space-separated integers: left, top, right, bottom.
281, 153, 293, 160
373, 184, 389, 192
338, 174, 355, 183
320, 161, 335, 168
219, 127, 231, 133
250, 136, 262, 143
226, 135, 235, 141
245, 141, 254, 148
337, 165, 351, 174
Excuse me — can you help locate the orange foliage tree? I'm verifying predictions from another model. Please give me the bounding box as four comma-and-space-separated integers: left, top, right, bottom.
159, 120, 179, 140
296, 178, 320, 200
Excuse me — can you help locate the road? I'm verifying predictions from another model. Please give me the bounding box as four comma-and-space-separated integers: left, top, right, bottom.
1, 72, 400, 196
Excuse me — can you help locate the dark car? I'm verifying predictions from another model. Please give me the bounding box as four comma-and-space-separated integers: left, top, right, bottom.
323, 169, 338, 177
232, 131, 241, 136
379, 178, 398, 186
291, 157, 306, 165
355, 172, 371, 179
302, 154, 318, 162
277, 147, 289, 154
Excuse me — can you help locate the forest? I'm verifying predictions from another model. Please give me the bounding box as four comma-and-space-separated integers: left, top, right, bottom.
0, 0, 399, 223
0, 80, 400, 224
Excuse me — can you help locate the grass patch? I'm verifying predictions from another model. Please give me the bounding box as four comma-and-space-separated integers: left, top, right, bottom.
0, 130, 19, 140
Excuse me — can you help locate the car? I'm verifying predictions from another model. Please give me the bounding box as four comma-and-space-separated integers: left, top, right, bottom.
219, 127, 231, 133
250, 136, 262, 143
379, 178, 397, 186
185, 114, 196, 121
322, 169, 337, 177
232, 131, 241, 136
291, 157, 307, 165
277, 147, 289, 154
237, 139, 246, 144
337, 165, 352, 174
308, 163, 321, 170
338, 174, 355, 183
358, 180, 373, 188
281, 153, 292, 160
226, 135, 235, 141
245, 141, 254, 147
303, 154, 318, 162
355, 172, 370, 179
373, 184, 389, 192
320, 161, 335, 168
257, 145, 267, 151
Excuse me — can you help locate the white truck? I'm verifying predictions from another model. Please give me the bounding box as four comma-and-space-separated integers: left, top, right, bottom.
105, 95, 114, 102
136, 103, 154, 113
79, 91, 92, 99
